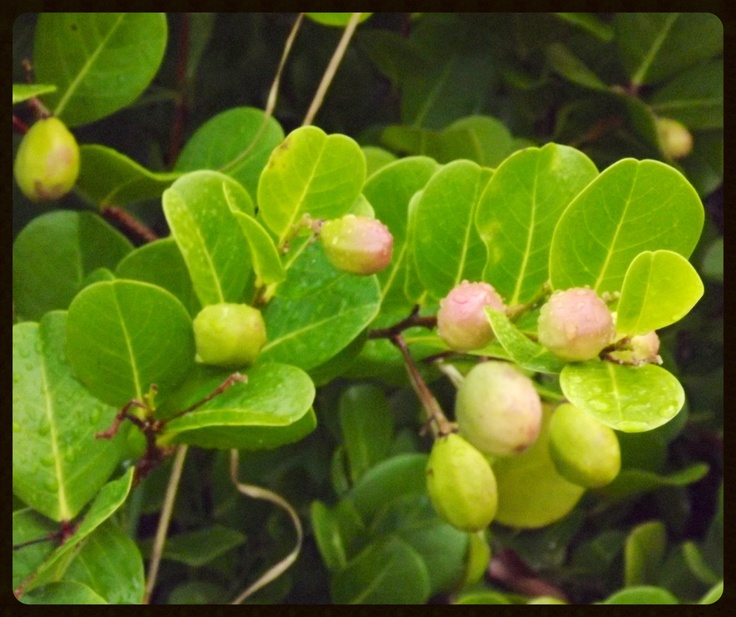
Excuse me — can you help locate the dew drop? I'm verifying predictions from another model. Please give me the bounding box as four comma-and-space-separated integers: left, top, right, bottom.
25, 362, 34, 372
40, 454, 55, 467
65, 448, 77, 463
13, 373, 21, 384
45, 478, 59, 492
587, 400, 608, 412
13, 422, 22, 433
38, 424, 50, 437
17, 347, 30, 359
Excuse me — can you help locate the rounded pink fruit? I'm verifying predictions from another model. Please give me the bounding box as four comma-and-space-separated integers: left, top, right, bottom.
437, 281, 505, 352
319, 214, 394, 275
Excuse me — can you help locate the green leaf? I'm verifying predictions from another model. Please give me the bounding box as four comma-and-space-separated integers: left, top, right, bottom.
700, 581, 723, 604
701, 238, 723, 282
331, 536, 431, 604
625, 521, 667, 586
20, 468, 134, 596
412, 160, 491, 299
554, 13, 613, 41
33, 13, 168, 126
339, 385, 394, 483
681, 541, 720, 586
311, 501, 349, 571
13, 83, 57, 104
115, 237, 201, 316
13, 211, 133, 322
161, 363, 316, 450
22, 581, 108, 604
455, 591, 513, 604
158, 525, 245, 567
174, 106, 285, 198
12, 509, 58, 591
163, 170, 254, 306
603, 585, 679, 604
615, 13, 722, 86
649, 59, 723, 130
477, 144, 598, 304
560, 362, 685, 432
13, 313, 128, 522
231, 211, 286, 286
65, 280, 195, 406
260, 242, 381, 370
362, 146, 398, 178
62, 520, 145, 604
616, 250, 704, 336
549, 159, 704, 294
76, 145, 181, 207
257, 126, 366, 243
305, 13, 372, 27
486, 308, 565, 374
546, 43, 608, 90
600, 463, 709, 502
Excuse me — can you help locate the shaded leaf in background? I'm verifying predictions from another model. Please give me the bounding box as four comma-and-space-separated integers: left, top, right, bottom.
305, 13, 373, 27
33, 13, 168, 126
624, 520, 667, 586
12, 83, 57, 104
13, 211, 133, 322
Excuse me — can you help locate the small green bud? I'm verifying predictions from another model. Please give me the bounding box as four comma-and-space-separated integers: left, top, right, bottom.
657, 117, 693, 160
319, 214, 394, 275
192, 303, 267, 368
14, 116, 80, 202
437, 281, 505, 352
610, 330, 662, 365
426, 433, 498, 532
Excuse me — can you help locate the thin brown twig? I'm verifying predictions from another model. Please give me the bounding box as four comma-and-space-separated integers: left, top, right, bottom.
101, 206, 159, 244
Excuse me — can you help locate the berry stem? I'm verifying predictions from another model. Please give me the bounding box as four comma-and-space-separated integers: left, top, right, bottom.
101, 206, 159, 244
368, 305, 437, 339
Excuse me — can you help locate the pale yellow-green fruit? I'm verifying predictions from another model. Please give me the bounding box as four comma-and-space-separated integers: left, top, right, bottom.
548, 403, 621, 488
192, 303, 267, 368
657, 117, 693, 160
426, 433, 498, 532
14, 116, 80, 201
319, 214, 394, 275
455, 361, 542, 457
492, 405, 586, 528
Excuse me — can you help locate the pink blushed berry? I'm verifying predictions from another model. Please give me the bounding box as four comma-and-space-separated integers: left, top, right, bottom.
437, 281, 505, 352
319, 214, 394, 275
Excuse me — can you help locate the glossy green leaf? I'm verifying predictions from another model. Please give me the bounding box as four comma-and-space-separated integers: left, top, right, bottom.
76, 145, 181, 207
625, 521, 667, 586
20, 468, 134, 596
62, 520, 145, 604
554, 13, 613, 41
257, 126, 366, 243
13, 83, 57, 104
115, 237, 201, 317
12, 508, 58, 592
311, 501, 349, 571
362, 146, 398, 178
13, 211, 133, 322
22, 581, 108, 604
13, 313, 128, 522
477, 144, 598, 304
174, 106, 285, 198
158, 525, 245, 567
600, 462, 709, 502
603, 585, 679, 604
161, 363, 316, 450
33, 13, 168, 126
649, 59, 723, 130
163, 170, 254, 306
615, 13, 722, 86
305, 13, 372, 27
363, 156, 439, 310
560, 362, 685, 432
260, 242, 381, 370
65, 280, 195, 406
616, 250, 704, 336
339, 385, 394, 483
231, 211, 286, 286
347, 454, 428, 522
412, 160, 491, 299
486, 308, 565, 374
331, 536, 431, 604
549, 159, 704, 295
546, 43, 608, 90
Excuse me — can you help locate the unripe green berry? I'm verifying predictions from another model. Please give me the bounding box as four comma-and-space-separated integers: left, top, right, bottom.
14, 117, 80, 202
426, 433, 498, 532
319, 214, 394, 275
455, 361, 542, 457
437, 281, 505, 352
537, 287, 615, 362
192, 303, 267, 368
656, 117, 693, 160
548, 403, 621, 488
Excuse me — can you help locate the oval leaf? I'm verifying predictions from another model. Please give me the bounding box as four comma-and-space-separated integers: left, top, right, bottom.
231, 211, 286, 286
560, 362, 685, 432
624, 520, 667, 587
22, 581, 108, 605
13, 211, 133, 322
616, 250, 704, 336
477, 144, 598, 304
66, 280, 195, 406
603, 585, 679, 604
161, 362, 316, 450
163, 171, 254, 306
13, 83, 57, 104
13, 313, 128, 522
550, 159, 704, 295
257, 126, 366, 243
34, 13, 168, 126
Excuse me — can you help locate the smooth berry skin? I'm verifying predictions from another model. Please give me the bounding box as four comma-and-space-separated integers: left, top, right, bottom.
437, 281, 505, 352
537, 288, 615, 362
455, 361, 542, 457
426, 432, 498, 532
193, 303, 267, 368
319, 214, 394, 275
657, 117, 693, 160
14, 117, 80, 202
